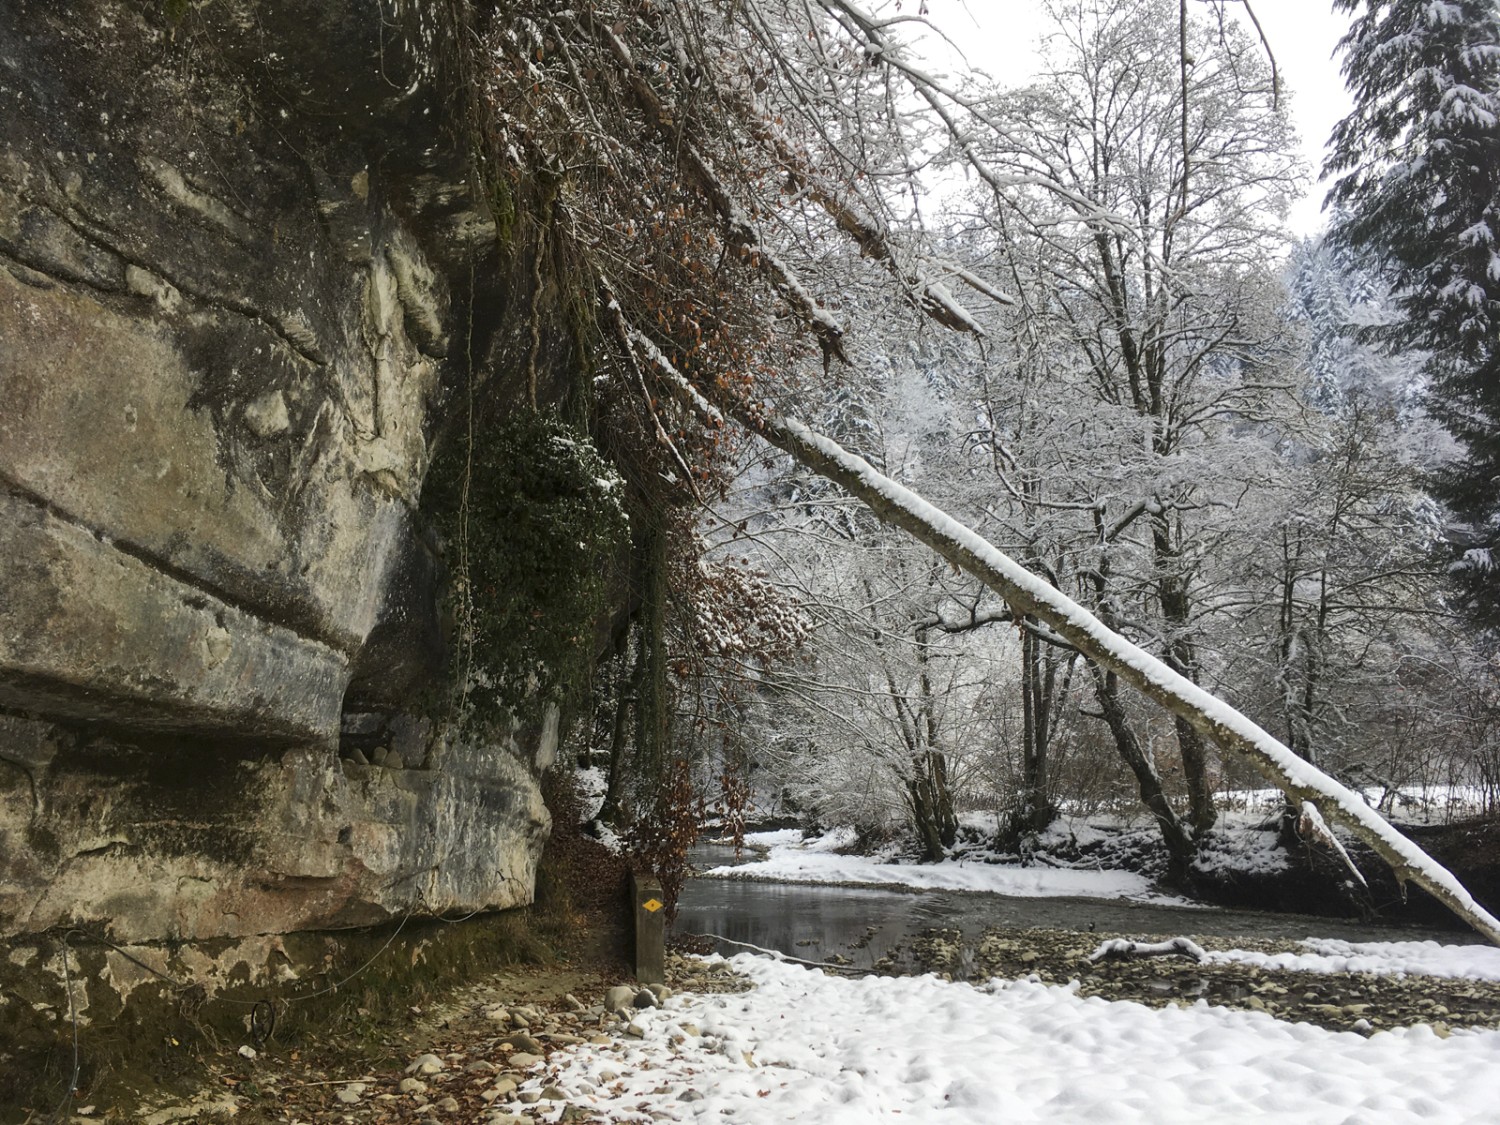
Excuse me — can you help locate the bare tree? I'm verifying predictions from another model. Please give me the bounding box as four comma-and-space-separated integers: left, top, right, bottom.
453, 0, 1500, 940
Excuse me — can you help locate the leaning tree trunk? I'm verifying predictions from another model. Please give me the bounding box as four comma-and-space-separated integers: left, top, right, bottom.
1089, 665, 1196, 886
617, 278, 1500, 945
734, 409, 1500, 946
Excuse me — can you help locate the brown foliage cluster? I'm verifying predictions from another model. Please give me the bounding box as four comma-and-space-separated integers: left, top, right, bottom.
624, 757, 705, 923
536, 769, 632, 930
678, 555, 810, 668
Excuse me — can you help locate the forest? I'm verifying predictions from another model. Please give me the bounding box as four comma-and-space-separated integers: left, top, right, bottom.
428, 0, 1500, 934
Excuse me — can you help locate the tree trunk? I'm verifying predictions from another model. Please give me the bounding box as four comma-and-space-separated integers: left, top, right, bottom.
633, 515, 671, 806
1090, 665, 1196, 886
909, 749, 958, 862
596, 630, 634, 827
1006, 623, 1059, 843
1153, 519, 1217, 835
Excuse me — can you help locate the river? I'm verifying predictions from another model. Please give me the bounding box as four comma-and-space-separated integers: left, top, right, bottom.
671, 843, 1482, 969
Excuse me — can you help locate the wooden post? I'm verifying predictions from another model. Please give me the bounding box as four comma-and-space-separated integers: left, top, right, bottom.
631, 870, 665, 984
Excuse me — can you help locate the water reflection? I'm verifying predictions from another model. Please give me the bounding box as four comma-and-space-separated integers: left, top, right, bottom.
673, 843, 1481, 967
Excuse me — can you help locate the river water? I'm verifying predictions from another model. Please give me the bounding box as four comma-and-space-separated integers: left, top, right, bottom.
671, 843, 1481, 969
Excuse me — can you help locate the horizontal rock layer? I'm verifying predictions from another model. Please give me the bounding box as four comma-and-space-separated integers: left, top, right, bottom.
0, 0, 549, 947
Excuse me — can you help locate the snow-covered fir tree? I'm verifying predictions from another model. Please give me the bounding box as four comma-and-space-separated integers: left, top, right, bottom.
1325, 0, 1500, 621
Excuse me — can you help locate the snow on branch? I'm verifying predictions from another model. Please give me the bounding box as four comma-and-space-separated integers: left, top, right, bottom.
725, 93, 1012, 333
818, 0, 1142, 242
1297, 800, 1369, 889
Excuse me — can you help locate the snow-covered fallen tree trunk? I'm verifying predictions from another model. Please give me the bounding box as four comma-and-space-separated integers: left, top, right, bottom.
741, 411, 1500, 947
1089, 937, 1207, 964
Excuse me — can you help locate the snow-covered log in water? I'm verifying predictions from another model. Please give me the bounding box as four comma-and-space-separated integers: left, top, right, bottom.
1090, 937, 1208, 963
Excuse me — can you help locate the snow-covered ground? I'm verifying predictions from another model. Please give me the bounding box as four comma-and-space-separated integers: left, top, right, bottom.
510, 952, 1500, 1124
1217, 785, 1494, 826
1207, 937, 1500, 982
703, 827, 1190, 903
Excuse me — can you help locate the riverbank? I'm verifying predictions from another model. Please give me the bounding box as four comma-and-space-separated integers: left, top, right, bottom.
69, 890, 1500, 1124
898, 926, 1500, 1034
213, 939, 1500, 1125
704, 810, 1500, 929
53, 806, 1500, 1122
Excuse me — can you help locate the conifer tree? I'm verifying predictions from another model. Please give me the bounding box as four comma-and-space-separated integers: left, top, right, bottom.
1324, 0, 1500, 619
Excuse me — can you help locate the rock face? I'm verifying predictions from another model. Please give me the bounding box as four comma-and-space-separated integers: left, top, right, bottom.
0, 0, 549, 946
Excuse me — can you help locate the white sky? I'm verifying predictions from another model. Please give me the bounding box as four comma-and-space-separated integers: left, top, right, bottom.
916, 0, 1354, 235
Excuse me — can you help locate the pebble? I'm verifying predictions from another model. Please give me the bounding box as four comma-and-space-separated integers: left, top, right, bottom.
399, 1078, 428, 1095
604, 985, 636, 1013
678, 1089, 704, 1102
491, 1077, 519, 1097
436, 1096, 460, 1112
625, 1022, 647, 1038
336, 1083, 366, 1105
500, 1032, 544, 1054
540, 1086, 568, 1100
407, 1053, 445, 1076
509, 1052, 545, 1068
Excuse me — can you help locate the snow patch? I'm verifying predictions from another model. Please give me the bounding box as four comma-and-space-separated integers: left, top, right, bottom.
525, 954, 1500, 1123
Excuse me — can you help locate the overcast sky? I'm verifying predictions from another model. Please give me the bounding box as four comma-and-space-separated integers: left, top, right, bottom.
915, 0, 1354, 235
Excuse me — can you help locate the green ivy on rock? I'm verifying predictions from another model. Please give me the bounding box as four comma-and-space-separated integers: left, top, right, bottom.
426, 410, 627, 726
